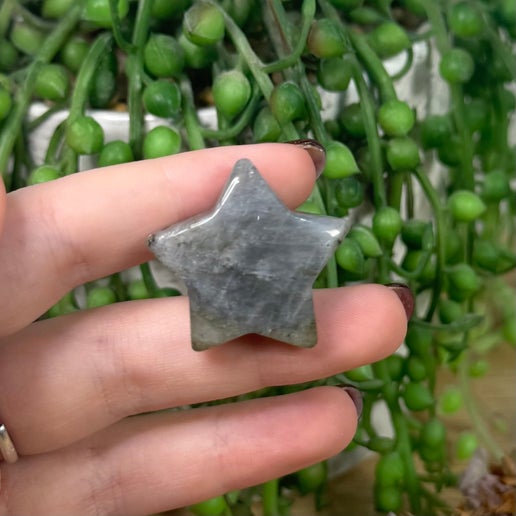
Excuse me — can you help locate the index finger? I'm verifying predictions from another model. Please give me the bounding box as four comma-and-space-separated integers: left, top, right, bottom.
0, 144, 318, 337
0, 175, 5, 234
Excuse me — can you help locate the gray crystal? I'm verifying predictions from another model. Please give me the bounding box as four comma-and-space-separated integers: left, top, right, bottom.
148, 159, 349, 351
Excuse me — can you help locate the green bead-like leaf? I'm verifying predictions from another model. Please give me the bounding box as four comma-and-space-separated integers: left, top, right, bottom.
448, 190, 486, 222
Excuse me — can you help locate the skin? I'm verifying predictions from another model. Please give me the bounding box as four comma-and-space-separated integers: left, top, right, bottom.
0, 144, 408, 515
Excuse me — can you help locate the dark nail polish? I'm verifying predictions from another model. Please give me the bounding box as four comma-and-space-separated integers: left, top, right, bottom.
387, 283, 415, 320
338, 385, 363, 419
287, 139, 326, 178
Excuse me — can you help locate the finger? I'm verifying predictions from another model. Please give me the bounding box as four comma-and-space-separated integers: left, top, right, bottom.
1, 387, 357, 516
0, 284, 407, 455
0, 144, 317, 337
0, 175, 5, 235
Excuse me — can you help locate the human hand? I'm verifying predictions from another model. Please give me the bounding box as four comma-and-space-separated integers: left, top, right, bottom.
0, 143, 410, 515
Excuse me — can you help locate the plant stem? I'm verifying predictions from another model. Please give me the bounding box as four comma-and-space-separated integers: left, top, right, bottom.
450, 85, 475, 191
140, 262, 159, 298
410, 314, 483, 334
388, 250, 432, 280
313, 183, 340, 289
214, 109, 234, 146
0, 2, 84, 188
262, 478, 280, 516
359, 396, 375, 436
44, 121, 66, 166
413, 167, 446, 321
347, 29, 397, 103
108, 0, 134, 53
297, 65, 329, 145
423, 1, 451, 54
388, 172, 405, 211
262, 0, 315, 73
392, 47, 414, 82
405, 173, 415, 219
266, 0, 295, 56
127, 0, 153, 159
109, 272, 127, 302
27, 102, 66, 131
350, 61, 387, 209
180, 78, 206, 151
11, 135, 25, 190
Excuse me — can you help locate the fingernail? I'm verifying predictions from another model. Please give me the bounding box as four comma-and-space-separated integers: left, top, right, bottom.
338, 385, 363, 419
287, 139, 326, 178
387, 283, 415, 320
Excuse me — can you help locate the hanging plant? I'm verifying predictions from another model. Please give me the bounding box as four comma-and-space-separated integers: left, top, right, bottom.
0, 0, 515, 514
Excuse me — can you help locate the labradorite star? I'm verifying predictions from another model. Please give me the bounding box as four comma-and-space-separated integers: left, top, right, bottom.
148, 159, 349, 351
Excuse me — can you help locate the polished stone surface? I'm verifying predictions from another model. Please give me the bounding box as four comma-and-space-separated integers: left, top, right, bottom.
148, 159, 349, 351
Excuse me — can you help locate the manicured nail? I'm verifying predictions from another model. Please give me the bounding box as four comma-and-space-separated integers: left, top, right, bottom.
338, 385, 363, 419
387, 283, 415, 320
287, 139, 326, 178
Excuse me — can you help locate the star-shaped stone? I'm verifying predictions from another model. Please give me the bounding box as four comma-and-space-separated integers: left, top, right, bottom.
148, 159, 349, 351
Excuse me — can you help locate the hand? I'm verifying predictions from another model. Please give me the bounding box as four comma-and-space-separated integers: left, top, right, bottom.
0, 143, 409, 515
